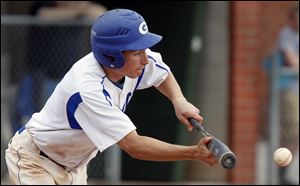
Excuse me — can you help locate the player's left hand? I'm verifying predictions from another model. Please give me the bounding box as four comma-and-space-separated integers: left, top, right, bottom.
172, 97, 203, 132
196, 136, 218, 165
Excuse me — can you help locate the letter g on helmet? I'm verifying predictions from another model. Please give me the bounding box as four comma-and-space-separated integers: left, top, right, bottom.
90, 9, 162, 68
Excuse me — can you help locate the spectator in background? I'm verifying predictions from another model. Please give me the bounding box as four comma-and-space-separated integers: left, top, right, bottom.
277, 5, 299, 185
31, 1, 107, 20
12, 1, 107, 133
28, 1, 107, 82
278, 5, 299, 68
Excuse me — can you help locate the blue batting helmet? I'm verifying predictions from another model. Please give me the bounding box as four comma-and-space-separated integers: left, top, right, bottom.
90, 9, 162, 68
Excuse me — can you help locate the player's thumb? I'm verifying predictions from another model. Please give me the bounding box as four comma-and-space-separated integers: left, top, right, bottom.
201, 136, 213, 146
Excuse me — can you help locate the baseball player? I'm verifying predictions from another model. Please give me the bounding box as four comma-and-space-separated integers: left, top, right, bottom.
5, 9, 217, 185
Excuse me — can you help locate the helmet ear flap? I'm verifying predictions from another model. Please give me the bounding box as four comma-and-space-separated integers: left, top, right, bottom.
102, 54, 116, 62
92, 46, 125, 68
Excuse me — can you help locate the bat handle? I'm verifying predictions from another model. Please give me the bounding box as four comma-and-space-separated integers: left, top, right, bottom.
188, 118, 210, 136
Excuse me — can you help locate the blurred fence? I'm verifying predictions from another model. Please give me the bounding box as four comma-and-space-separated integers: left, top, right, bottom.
264, 51, 299, 185
1, 15, 114, 184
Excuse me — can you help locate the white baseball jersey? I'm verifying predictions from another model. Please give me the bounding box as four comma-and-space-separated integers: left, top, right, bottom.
25, 49, 170, 169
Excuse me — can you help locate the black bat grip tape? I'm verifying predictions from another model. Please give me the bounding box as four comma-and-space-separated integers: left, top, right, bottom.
188, 118, 237, 169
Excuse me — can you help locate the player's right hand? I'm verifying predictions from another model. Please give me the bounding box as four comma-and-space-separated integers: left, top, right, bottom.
172, 97, 203, 132
196, 136, 218, 166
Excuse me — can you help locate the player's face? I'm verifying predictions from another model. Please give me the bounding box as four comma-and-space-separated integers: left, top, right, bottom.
121, 49, 149, 78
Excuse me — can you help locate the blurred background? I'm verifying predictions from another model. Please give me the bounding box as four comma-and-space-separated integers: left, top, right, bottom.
1, 1, 299, 185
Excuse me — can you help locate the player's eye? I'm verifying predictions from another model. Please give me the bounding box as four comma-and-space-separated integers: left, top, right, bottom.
133, 51, 141, 56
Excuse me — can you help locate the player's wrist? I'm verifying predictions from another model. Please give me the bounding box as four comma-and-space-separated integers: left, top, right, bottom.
171, 96, 186, 105
190, 145, 200, 160
176, 145, 198, 160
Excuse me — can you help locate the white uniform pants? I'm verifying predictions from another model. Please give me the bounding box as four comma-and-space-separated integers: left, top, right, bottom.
5, 129, 87, 185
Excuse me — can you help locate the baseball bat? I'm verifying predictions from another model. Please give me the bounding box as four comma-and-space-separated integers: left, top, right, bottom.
188, 118, 237, 169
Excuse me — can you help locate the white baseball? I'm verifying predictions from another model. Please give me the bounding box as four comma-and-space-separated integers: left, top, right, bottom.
273, 147, 292, 166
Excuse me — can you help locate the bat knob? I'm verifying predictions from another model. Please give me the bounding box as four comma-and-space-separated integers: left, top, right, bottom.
220, 153, 236, 169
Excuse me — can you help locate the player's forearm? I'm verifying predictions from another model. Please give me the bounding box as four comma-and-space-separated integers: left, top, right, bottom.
156, 72, 186, 103
127, 135, 198, 161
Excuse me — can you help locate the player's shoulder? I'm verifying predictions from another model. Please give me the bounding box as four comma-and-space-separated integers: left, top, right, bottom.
75, 53, 98, 66
146, 48, 163, 62
73, 53, 106, 91
73, 52, 105, 76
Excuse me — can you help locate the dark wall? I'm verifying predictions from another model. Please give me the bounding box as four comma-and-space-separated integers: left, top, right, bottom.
97, 1, 196, 181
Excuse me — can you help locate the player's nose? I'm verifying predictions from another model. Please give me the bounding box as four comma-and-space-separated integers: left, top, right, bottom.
140, 51, 149, 65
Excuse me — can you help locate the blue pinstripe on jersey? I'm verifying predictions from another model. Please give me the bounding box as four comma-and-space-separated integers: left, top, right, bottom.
101, 76, 112, 106
122, 92, 132, 112
134, 68, 145, 90
147, 55, 169, 72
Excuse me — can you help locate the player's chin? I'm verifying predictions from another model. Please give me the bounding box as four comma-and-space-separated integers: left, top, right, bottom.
129, 70, 143, 78
136, 69, 143, 74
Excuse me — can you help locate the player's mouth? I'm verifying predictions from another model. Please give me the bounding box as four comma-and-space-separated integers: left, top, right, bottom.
137, 66, 144, 71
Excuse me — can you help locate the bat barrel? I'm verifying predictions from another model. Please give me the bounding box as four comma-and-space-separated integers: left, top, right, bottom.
188, 118, 237, 169
208, 138, 237, 169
